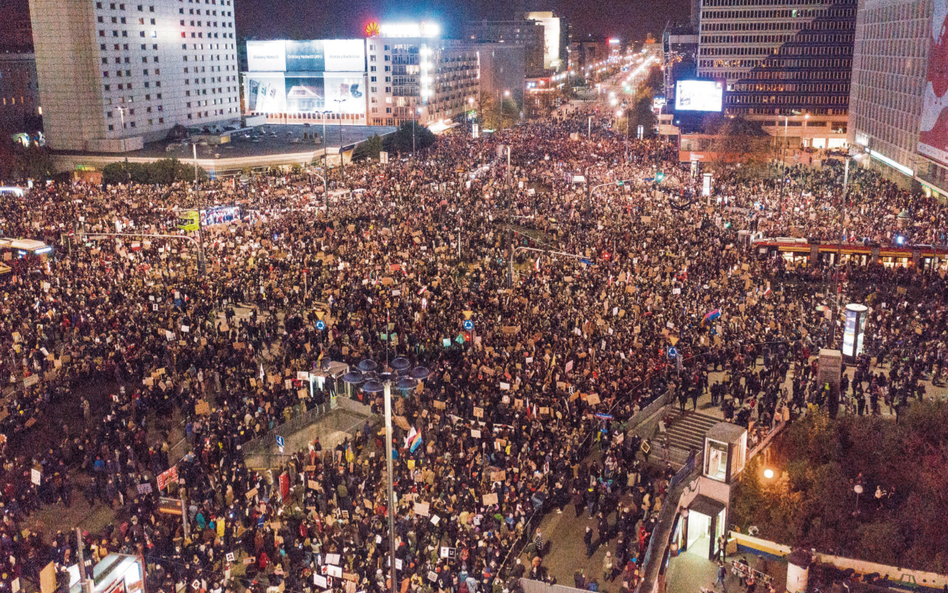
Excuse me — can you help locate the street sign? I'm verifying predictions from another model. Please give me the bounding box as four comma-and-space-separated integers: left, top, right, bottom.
158, 497, 184, 515
276, 435, 285, 448
462, 319, 474, 331
315, 320, 326, 330
667, 346, 678, 359
177, 211, 199, 232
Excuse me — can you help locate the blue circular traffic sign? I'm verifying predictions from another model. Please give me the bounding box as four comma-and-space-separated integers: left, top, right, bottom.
667, 346, 678, 359
316, 320, 326, 330
463, 319, 474, 331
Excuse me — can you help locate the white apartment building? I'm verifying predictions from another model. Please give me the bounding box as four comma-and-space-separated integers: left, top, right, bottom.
29, 0, 240, 152
365, 27, 479, 127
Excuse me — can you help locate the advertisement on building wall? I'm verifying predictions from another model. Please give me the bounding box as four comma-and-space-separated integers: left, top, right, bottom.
244, 73, 366, 115
247, 40, 365, 73
675, 80, 724, 112
247, 40, 287, 72
918, 0, 948, 166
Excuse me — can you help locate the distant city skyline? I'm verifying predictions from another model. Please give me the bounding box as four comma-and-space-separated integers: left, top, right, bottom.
2, 0, 690, 50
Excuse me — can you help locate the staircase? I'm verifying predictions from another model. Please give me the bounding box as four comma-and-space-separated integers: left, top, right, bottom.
662, 409, 721, 457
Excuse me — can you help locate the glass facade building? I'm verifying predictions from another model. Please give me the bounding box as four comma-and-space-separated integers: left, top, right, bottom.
697, 0, 857, 148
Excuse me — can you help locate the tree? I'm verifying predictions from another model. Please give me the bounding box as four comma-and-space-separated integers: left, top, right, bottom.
643, 65, 664, 95
479, 91, 501, 130
703, 114, 775, 179
382, 122, 436, 156
101, 158, 205, 186
731, 402, 948, 573
624, 88, 657, 139
351, 134, 383, 162
477, 91, 519, 130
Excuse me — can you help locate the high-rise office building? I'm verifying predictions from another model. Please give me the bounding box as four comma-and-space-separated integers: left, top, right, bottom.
0, 52, 41, 132
463, 20, 546, 76
28, 0, 240, 152
848, 0, 947, 196
525, 12, 565, 71
697, 0, 857, 149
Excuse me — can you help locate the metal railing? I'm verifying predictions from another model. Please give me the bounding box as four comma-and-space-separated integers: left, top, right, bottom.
521, 580, 590, 593
239, 395, 377, 468
637, 452, 704, 593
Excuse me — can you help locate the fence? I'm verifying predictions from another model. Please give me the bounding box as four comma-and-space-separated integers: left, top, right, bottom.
521, 579, 590, 593
491, 388, 676, 584
627, 389, 675, 433
240, 396, 376, 468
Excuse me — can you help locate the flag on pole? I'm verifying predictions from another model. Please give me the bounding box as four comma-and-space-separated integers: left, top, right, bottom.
534, 256, 541, 272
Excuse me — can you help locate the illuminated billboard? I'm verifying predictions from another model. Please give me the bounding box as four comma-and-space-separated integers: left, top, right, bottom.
378, 22, 441, 38
245, 73, 366, 115
675, 80, 724, 112
842, 303, 868, 360
246, 40, 366, 73
918, 0, 948, 166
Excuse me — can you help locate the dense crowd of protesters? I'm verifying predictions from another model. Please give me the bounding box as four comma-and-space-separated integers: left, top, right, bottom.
0, 101, 945, 593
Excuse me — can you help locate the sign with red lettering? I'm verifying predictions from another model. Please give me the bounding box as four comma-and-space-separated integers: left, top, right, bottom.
157, 466, 178, 491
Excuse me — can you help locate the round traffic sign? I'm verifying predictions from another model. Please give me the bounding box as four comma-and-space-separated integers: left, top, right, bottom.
667, 346, 678, 359
316, 320, 326, 330
462, 319, 474, 331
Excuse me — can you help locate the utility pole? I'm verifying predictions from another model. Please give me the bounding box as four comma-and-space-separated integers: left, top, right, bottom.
76, 528, 92, 593
192, 143, 206, 276
584, 169, 592, 227
506, 227, 513, 288
832, 157, 849, 347
383, 382, 398, 593
181, 490, 190, 540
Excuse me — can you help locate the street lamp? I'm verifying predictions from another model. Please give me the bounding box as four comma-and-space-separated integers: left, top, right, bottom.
763, 468, 775, 480
114, 106, 127, 152
853, 483, 864, 516
344, 358, 430, 593
319, 109, 332, 167
333, 99, 346, 180
412, 107, 422, 158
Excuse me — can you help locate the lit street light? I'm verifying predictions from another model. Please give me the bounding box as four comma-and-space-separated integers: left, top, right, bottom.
345, 358, 430, 593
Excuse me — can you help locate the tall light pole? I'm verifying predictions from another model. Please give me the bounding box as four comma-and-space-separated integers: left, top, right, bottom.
333, 99, 346, 182
321, 110, 332, 170
346, 359, 429, 593
191, 141, 206, 276
502, 89, 510, 129
832, 154, 852, 347
114, 106, 127, 152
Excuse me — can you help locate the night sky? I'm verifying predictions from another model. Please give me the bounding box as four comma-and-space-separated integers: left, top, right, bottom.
3, 0, 690, 46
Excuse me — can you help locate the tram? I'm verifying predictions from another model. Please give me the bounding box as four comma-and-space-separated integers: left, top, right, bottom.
750, 237, 948, 271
